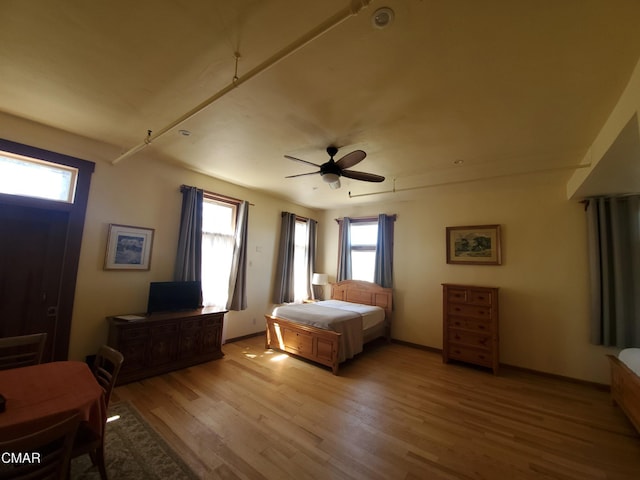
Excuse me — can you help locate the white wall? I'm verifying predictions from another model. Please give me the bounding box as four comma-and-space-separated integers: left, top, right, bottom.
319, 171, 617, 384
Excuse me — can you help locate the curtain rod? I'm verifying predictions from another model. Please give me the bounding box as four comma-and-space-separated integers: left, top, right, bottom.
334, 214, 397, 223
180, 185, 254, 206
281, 211, 317, 223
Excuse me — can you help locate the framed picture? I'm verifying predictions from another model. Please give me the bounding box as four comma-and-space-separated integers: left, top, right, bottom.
104, 224, 155, 270
446, 224, 502, 265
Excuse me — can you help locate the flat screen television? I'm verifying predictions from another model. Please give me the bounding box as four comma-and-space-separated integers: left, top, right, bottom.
146, 281, 202, 314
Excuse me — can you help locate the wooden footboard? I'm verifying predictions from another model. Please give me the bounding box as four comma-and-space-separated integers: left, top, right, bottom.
265, 315, 341, 374
265, 280, 393, 375
608, 354, 640, 434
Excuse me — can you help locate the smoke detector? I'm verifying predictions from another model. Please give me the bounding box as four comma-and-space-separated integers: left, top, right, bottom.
372, 7, 394, 29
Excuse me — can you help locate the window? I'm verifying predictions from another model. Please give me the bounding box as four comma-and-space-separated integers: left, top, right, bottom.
293, 219, 309, 302
0, 150, 78, 203
350, 221, 378, 282
201, 196, 237, 309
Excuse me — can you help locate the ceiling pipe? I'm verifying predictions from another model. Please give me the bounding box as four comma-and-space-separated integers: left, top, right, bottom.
348, 163, 593, 199
112, 0, 373, 165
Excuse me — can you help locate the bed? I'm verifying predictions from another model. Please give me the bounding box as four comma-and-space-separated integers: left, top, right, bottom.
607, 349, 640, 434
265, 280, 393, 374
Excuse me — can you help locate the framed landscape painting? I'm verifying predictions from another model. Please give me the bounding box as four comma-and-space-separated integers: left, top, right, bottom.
104, 224, 154, 270
446, 224, 502, 265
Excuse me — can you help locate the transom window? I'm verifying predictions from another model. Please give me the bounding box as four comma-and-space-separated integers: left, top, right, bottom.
0, 151, 78, 203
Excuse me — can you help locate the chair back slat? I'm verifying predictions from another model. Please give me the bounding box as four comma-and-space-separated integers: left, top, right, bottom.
0, 412, 80, 480
0, 333, 47, 370
91, 345, 124, 409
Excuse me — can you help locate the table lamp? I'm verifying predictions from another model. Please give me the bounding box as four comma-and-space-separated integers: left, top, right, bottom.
311, 273, 329, 300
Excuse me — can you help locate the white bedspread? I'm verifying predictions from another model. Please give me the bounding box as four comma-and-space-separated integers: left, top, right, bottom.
619, 348, 640, 376
271, 300, 384, 362
315, 300, 385, 330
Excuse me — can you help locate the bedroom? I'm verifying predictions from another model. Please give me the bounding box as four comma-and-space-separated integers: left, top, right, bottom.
1, 0, 640, 476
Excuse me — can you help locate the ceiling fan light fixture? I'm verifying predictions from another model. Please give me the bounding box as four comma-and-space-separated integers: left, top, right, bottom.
372, 7, 394, 29
322, 172, 340, 184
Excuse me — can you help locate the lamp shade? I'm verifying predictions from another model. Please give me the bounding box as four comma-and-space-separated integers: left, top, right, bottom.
311, 273, 329, 285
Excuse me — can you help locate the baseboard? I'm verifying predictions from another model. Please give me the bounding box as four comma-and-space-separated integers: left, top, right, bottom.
225, 331, 264, 344
390, 338, 609, 390
391, 338, 441, 354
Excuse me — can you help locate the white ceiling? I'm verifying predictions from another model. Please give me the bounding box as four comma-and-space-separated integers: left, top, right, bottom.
2, 0, 640, 208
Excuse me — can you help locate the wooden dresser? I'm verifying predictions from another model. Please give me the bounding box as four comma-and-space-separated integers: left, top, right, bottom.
442, 284, 499, 374
107, 307, 226, 385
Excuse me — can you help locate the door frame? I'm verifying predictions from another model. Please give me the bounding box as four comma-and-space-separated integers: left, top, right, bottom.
0, 138, 95, 360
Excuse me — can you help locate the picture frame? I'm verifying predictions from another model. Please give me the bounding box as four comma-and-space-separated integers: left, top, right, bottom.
446, 224, 502, 265
104, 224, 155, 270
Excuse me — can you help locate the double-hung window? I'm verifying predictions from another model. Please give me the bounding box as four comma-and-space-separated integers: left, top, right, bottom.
293, 218, 309, 302
201, 195, 238, 309
350, 220, 378, 282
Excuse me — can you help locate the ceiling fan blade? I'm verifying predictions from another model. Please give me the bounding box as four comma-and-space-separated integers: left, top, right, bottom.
335, 150, 366, 169
285, 171, 321, 178
341, 170, 385, 182
284, 155, 321, 168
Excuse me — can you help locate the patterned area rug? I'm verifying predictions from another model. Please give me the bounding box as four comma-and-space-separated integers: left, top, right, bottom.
70, 402, 198, 480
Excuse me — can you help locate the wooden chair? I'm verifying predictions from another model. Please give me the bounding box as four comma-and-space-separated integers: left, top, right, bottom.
0, 412, 80, 480
70, 345, 124, 480
0, 333, 47, 370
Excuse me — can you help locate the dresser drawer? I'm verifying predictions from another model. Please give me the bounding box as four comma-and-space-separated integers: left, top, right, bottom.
150, 323, 179, 336
448, 345, 493, 367
468, 289, 493, 306
182, 318, 203, 330
121, 327, 149, 340
203, 314, 223, 326
446, 287, 469, 304
447, 303, 492, 320
448, 329, 492, 350
447, 316, 491, 334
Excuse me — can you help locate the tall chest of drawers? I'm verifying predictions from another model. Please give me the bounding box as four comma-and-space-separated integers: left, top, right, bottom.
442, 284, 499, 374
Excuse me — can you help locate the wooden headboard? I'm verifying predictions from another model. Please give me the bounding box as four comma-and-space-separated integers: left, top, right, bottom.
330, 280, 393, 320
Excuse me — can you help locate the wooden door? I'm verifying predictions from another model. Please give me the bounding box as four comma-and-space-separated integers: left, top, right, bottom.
0, 138, 95, 361
0, 204, 69, 361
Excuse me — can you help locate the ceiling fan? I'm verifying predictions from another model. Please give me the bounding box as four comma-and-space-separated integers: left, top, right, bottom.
284, 146, 385, 190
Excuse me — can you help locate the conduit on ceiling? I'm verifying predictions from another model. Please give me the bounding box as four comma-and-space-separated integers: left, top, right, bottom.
347, 163, 593, 199
112, 0, 373, 165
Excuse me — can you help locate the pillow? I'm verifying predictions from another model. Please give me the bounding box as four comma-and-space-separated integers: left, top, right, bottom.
619, 348, 640, 376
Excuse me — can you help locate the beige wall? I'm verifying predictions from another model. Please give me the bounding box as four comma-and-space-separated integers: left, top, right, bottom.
0, 110, 623, 385
69, 154, 319, 361
0, 112, 319, 362
318, 171, 617, 384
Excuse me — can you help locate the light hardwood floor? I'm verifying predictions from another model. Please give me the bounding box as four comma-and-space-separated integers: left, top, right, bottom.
113, 337, 640, 480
